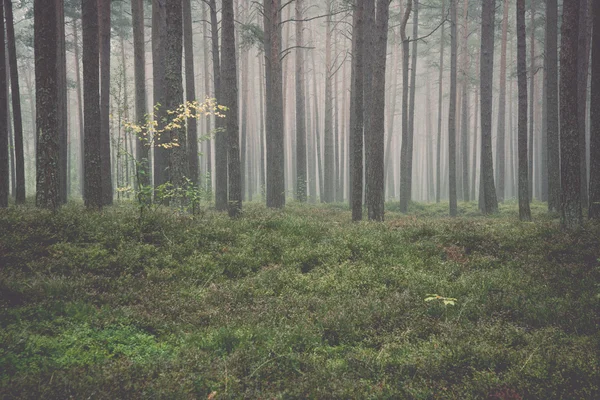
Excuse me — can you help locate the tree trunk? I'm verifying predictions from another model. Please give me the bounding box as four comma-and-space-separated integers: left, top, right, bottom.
295, 0, 307, 202
221, 0, 241, 216
517, 0, 531, 220
202, 3, 212, 193
527, 0, 535, 200
351, 0, 365, 221
183, 0, 199, 185
436, 0, 445, 203
399, 0, 413, 213
4, 0, 25, 204
460, 0, 469, 203
448, 0, 458, 216
589, 0, 600, 219
264, 0, 285, 208
99, 0, 112, 205
132, 0, 149, 192
323, 6, 334, 203
495, 0, 509, 202
546, 0, 560, 211
479, 0, 498, 214
82, 0, 102, 209
560, 0, 582, 228
577, 0, 591, 209
73, 18, 86, 197
0, 4, 7, 208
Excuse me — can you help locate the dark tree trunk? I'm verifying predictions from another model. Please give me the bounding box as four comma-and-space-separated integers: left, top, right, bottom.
82, 0, 102, 209
448, 0, 458, 216
183, 0, 199, 185
351, 0, 365, 221
165, 0, 187, 200
436, 0, 445, 203
153, 0, 169, 196
460, 0, 469, 203
264, 0, 285, 208
590, 0, 600, 219
577, 0, 591, 209
4, 0, 25, 204
221, 0, 241, 217
496, 0, 509, 202
479, 0, 498, 214
295, 0, 307, 202
55, 0, 68, 204
366, 0, 390, 221
528, 0, 535, 200
99, 0, 112, 205
399, 0, 413, 213
546, 0, 560, 211
132, 0, 149, 191
517, 0, 531, 220
560, 0, 583, 228
0, 3, 7, 207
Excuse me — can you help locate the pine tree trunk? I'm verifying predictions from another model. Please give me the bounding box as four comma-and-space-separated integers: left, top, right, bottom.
577, 0, 591, 209
546, 0, 560, 211
527, 0, 535, 201
479, 0, 498, 214
99, 0, 112, 205
436, 0, 445, 203
183, 0, 199, 186
82, 0, 102, 209
202, 3, 212, 193
399, 0, 413, 213
495, 0, 509, 202
132, 0, 149, 192
4, 0, 25, 204
295, 0, 307, 202
517, 0, 531, 220
323, 6, 334, 203
448, 0, 458, 216
350, 0, 365, 221
460, 0, 469, 202
590, 0, 600, 219
0, 4, 8, 208
560, 0, 583, 228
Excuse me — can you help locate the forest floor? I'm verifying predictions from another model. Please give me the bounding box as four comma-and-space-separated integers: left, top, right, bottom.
0, 201, 599, 399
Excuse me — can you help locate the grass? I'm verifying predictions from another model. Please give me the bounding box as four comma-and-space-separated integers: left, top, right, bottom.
0, 200, 599, 399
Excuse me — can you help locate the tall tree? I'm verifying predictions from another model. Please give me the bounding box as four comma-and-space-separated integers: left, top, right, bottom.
131, 0, 149, 191
366, 0, 390, 221
436, 0, 446, 203
350, 0, 365, 221
209, 0, 226, 210
82, 0, 102, 208
183, 0, 199, 185
295, 0, 307, 202
479, 0, 498, 214
517, 0, 531, 220
589, 0, 600, 219
560, 0, 582, 228
323, 4, 334, 203
398, 0, 412, 213
546, 0, 560, 211
56, 0, 68, 204
460, 0, 469, 202
99, 0, 112, 205
495, 0, 509, 202
165, 0, 188, 199
577, 0, 591, 209
0, 2, 7, 208
222, 0, 241, 217
528, 0, 535, 199
153, 0, 169, 197
264, 0, 285, 208
4, 0, 25, 204
448, 0, 458, 216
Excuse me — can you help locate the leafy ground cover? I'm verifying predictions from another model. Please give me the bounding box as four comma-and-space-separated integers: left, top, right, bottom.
1, 201, 599, 399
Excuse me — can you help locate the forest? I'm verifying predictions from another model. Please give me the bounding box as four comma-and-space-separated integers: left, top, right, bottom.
0, 0, 599, 398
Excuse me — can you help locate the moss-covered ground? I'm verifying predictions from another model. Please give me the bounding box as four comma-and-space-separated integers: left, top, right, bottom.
1, 201, 599, 399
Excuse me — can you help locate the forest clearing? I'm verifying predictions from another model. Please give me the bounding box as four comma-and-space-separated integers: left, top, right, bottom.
1, 202, 598, 398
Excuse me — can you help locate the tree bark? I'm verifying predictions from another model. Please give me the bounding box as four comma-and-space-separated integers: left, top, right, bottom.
577, 0, 591, 209
479, 0, 498, 214
132, 0, 149, 191
4, 0, 25, 204
323, 5, 334, 203
221, 0, 241, 216
99, 0, 112, 205
495, 0, 509, 202
527, 0, 535, 200
436, 0, 445, 203
0, 3, 7, 207
546, 0, 560, 211
560, 0, 582, 228
183, 0, 199, 185
448, 0, 458, 216
295, 0, 307, 202
82, 0, 102, 209
351, 0, 365, 221
589, 0, 600, 218
517, 0, 531, 220
399, 0, 413, 213
73, 18, 86, 197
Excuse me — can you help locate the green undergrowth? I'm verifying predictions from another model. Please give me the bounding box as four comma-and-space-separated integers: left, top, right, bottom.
0, 201, 598, 399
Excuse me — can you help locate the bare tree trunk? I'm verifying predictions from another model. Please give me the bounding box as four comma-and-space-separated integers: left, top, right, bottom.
264, 0, 285, 208
590, 0, 600, 219
72, 18, 85, 197
82, 0, 102, 209
384, 29, 399, 200
448, 0, 458, 216
258, 54, 266, 197
183, 0, 199, 185
351, 0, 365, 221
222, 0, 241, 216
99, 0, 112, 205
132, 0, 149, 192
202, 3, 212, 193
4, 0, 25, 203
560, 0, 582, 228
323, 6, 334, 203
479, 0, 498, 214
517, 0, 531, 220
577, 0, 591, 209
295, 0, 307, 202
496, 0, 509, 202
546, 0, 560, 211
527, 0, 535, 200
399, 0, 413, 213
471, 68, 479, 201
460, 0, 469, 202
0, 4, 7, 207
436, 0, 445, 203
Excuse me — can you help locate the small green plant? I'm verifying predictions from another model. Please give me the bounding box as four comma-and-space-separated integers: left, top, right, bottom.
425, 294, 458, 306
